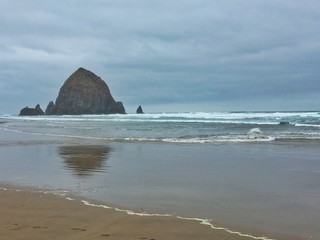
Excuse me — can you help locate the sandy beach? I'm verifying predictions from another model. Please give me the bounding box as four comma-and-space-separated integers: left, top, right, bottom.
0, 185, 253, 240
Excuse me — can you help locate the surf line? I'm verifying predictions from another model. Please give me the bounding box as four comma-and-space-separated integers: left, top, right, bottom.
0, 187, 275, 240
177, 216, 275, 240
81, 200, 275, 240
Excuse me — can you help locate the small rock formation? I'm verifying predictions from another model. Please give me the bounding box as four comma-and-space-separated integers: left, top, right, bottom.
136, 105, 144, 114
45, 101, 55, 115
19, 104, 44, 116
45, 67, 126, 115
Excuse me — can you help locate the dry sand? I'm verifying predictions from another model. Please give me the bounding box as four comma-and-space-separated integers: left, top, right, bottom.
0, 185, 252, 240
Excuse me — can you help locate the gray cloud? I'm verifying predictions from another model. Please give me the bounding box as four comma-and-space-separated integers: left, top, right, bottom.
1, 0, 320, 113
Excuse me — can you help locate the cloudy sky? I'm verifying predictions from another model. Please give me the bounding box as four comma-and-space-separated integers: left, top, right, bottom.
1, 0, 320, 114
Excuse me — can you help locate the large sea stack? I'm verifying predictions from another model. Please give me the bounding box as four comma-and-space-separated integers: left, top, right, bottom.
46, 68, 125, 115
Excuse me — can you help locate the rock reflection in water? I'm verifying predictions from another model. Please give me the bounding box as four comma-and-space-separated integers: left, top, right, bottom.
59, 145, 111, 177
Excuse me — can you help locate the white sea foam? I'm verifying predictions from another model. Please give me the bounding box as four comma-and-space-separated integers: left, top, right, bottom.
295, 123, 320, 128
3, 111, 319, 125
161, 135, 275, 143
80, 199, 275, 240
65, 197, 75, 201
81, 200, 171, 217
248, 128, 263, 135
177, 217, 275, 240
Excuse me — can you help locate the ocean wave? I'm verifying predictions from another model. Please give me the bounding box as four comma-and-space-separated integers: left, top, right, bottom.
3, 111, 319, 121
2, 126, 320, 144
2, 112, 320, 131
2, 111, 320, 144
294, 123, 320, 128
161, 137, 276, 143
0, 115, 288, 125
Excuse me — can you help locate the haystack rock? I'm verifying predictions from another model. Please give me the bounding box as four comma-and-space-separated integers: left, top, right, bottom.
19, 104, 44, 116
46, 67, 126, 115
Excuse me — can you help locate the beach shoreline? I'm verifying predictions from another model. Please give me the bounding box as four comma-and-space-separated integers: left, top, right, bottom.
1, 117, 319, 240
0, 184, 277, 240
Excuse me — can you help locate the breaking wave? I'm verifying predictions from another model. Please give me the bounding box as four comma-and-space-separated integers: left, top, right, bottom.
1, 111, 320, 143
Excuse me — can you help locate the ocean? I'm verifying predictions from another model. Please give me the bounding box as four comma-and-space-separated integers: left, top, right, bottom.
1, 111, 320, 240
2, 111, 320, 143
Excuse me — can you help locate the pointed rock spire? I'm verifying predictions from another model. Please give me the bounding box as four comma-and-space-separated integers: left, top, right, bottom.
136, 105, 144, 114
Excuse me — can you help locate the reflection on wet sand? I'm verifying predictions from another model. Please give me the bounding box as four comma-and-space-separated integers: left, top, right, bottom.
59, 145, 111, 177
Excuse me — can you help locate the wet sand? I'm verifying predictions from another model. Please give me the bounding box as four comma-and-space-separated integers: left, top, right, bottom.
1, 127, 319, 240
0, 185, 252, 240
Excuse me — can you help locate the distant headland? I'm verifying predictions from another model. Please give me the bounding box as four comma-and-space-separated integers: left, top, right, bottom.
19, 68, 126, 116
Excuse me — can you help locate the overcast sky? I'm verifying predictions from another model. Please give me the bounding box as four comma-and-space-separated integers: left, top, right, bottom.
1, 0, 320, 114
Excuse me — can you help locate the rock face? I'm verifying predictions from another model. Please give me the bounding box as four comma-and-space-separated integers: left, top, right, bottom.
46, 68, 126, 115
19, 104, 44, 116
136, 105, 144, 114
45, 101, 55, 115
